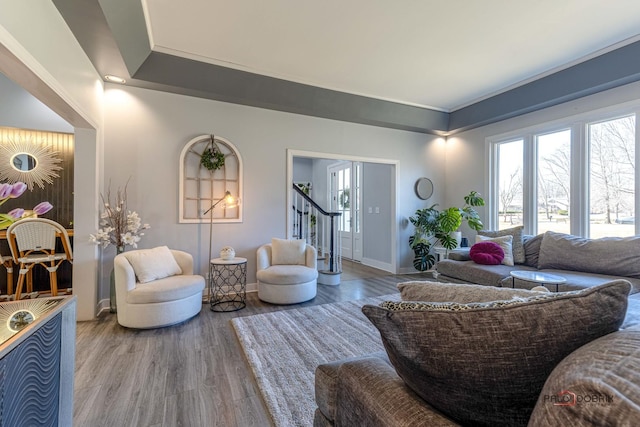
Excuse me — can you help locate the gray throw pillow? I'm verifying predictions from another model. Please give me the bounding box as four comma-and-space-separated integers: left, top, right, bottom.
398, 280, 548, 302
538, 231, 640, 278
363, 281, 630, 427
478, 225, 525, 264
523, 234, 543, 268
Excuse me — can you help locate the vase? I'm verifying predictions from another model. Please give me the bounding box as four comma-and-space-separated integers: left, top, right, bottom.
220, 246, 235, 260
110, 246, 125, 313
451, 231, 462, 249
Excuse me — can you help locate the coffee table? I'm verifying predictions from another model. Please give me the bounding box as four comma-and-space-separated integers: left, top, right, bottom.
510, 270, 567, 292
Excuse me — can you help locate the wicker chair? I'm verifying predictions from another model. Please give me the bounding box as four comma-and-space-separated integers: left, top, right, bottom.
6, 218, 73, 300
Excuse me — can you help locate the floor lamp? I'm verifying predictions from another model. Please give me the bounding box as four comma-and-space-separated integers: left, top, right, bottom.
203, 191, 238, 265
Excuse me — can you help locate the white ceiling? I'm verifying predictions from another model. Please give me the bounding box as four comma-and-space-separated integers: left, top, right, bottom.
142, 0, 640, 112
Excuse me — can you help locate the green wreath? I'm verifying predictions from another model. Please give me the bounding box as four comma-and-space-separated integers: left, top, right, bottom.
200, 143, 225, 171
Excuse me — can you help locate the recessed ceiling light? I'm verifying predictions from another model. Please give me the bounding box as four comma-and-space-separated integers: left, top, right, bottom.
104, 75, 126, 84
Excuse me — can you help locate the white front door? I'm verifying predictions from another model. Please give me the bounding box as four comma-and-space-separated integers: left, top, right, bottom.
329, 162, 362, 261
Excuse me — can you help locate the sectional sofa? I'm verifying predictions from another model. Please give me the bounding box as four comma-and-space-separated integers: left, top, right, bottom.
314, 230, 640, 426
435, 229, 640, 297
314, 279, 640, 426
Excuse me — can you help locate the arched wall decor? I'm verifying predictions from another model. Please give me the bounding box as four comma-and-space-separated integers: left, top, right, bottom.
179, 134, 242, 223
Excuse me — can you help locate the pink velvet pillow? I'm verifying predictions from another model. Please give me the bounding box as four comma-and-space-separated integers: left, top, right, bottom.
469, 241, 505, 265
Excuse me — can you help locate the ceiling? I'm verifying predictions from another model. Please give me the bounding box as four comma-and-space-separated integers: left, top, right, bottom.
53, 0, 640, 134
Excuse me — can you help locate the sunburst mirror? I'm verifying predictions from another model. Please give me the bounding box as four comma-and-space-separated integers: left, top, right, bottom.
0, 137, 63, 190
0, 298, 63, 344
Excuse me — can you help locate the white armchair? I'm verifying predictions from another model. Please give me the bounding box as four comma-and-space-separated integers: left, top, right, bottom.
257, 238, 318, 304
114, 247, 205, 328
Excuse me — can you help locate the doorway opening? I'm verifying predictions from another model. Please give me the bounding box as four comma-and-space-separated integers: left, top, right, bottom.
288, 150, 398, 274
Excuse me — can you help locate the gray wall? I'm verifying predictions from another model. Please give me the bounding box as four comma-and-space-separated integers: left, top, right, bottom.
362, 162, 393, 266
292, 157, 312, 184
0, 73, 73, 133
103, 83, 445, 291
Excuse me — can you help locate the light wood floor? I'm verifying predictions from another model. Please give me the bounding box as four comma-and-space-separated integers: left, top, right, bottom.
73, 263, 433, 427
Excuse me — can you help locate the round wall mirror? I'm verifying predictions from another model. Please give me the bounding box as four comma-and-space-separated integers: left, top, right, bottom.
415, 177, 434, 200
0, 137, 63, 190
11, 153, 37, 172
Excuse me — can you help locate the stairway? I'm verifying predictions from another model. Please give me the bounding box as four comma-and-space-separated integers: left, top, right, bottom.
292, 183, 342, 285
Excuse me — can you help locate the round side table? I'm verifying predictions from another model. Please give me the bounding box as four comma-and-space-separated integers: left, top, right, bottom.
510, 270, 567, 292
209, 257, 247, 312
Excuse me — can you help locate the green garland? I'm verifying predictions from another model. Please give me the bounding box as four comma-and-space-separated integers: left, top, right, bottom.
200, 145, 225, 171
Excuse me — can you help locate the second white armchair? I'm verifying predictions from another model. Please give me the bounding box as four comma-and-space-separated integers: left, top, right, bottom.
256, 238, 318, 304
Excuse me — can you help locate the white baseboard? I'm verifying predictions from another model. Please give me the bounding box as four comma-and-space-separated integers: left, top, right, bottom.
397, 267, 437, 277
97, 299, 110, 316
360, 258, 393, 273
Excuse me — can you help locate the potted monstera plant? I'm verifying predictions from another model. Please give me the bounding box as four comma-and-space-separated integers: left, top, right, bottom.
409, 191, 485, 271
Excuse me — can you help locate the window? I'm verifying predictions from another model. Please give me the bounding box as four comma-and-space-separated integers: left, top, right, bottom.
588, 116, 635, 238
490, 110, 638, 238
497, 139, 523, 230
537, 130, 571, 234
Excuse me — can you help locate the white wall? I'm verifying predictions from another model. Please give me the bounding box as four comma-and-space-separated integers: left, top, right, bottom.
103, 84, 445, 293
0, 1, 104, 320
445, 80, 640, 240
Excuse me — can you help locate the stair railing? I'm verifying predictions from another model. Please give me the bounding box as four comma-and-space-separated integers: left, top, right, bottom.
292, 184, 342, 274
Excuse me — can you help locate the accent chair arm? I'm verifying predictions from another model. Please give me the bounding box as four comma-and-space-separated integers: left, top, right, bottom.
114, 253, 137, 296
171, 249, 194, 275
305, 245, 317, 269
256, 244, 273, 271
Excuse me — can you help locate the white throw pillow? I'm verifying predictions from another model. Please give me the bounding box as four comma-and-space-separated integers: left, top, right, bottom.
271, 238, 306, 265
124, 246, 183, 283
476, 235, 514, 266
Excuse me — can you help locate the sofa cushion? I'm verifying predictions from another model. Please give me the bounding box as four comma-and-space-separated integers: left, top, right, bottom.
538, 231, 640, 279
436, 259, 535, 287
314, 351, 389, 423
123, 246, 183, 283
478, 225, 525, 264
537, 268, 640, 294
127, 274, 205, 304
469, 241, 504, 265
475, 234, 514, 266
334, 356, 460, 427
446, 247, 471, 261
362, 281, 630, 427
271, 238, 307, 265
256, 264, 318, 285
529, 326, 640, 426
398, 280, 549, 302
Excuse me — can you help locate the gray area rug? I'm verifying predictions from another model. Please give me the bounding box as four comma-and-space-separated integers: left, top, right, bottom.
231, 294, 400, 427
